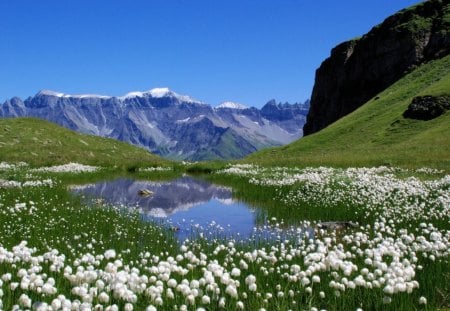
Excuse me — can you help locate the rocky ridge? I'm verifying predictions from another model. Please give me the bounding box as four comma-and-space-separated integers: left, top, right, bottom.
0, 89, 309, 161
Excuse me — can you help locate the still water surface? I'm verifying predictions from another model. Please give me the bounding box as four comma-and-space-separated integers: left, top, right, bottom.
72, 176, 262, 239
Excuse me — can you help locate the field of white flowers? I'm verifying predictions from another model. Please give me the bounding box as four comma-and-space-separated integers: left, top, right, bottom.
0, 162, 448, 310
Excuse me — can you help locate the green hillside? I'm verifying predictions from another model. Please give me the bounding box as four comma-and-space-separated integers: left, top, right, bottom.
245, 55, 450, 170
0, 117, 168, 167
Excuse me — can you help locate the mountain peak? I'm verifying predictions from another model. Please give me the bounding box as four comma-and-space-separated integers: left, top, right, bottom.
148, 87, 171, 98
121, 87, 171, 99
216, 101, 248, 110
120, 87, 201, 104
37, 90, 65, 97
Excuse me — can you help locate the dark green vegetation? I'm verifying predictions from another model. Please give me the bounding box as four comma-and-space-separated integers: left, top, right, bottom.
0, 117, 168, 168
246, 55, 450, 170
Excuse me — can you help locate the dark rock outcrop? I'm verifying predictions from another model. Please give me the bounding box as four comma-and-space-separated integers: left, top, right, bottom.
304, 0, 450, 135
403, 95, 450, 120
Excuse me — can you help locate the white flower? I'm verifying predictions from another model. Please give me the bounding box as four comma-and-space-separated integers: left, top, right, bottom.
18, 294, 32, 308
245, 274, 256, 285
225, 284, 238, 298
104, 249, 116, 259
186, 294, 195, 305
383, 285, 394, 295
301, 277, 310, 286
419, 296, 427, 305
201, 295, 210, 304
231, 268, 241, 277
219, 297, 226, 308
98, 292, 110, 304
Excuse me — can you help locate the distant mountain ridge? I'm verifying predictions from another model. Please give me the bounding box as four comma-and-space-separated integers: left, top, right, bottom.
0, 88, 309, 160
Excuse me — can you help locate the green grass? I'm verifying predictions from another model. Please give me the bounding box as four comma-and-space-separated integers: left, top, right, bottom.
245, 55, 450, 171
0, 161, 448, 310
0, 117, 169, 168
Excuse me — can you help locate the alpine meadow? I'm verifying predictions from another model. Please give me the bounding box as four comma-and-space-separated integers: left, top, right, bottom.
0, 1, 449, 311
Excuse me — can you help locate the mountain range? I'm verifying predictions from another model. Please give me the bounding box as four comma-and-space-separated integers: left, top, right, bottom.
0, 88, 309, 160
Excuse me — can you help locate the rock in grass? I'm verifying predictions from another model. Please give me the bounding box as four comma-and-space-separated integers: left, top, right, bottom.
403, 95, 450, 120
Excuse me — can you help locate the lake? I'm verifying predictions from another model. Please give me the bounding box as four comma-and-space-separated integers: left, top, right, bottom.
71, 176, 259, 240
71, 176, 314, 241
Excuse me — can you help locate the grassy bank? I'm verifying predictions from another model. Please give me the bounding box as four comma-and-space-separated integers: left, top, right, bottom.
0, 117, 168, 168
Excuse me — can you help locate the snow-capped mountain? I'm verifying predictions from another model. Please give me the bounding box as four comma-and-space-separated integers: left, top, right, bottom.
215, 101, 248, 110
0, 88, 309, 160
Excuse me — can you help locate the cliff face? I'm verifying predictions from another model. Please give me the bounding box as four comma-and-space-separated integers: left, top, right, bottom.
304, 0, 450, 135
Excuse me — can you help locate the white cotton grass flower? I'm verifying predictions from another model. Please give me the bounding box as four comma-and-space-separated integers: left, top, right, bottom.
219, 297, 226, 308
419, 296, 427, 305
18, 294, 32, 308
32, 162, 98, 173
98, 292, 110, 304
104, 249, 116, 259
201, 295, 211, 304
32, 302, 49, 311
231, 267, 241, 277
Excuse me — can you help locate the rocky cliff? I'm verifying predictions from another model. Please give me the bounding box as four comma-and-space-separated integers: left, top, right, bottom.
304, 0, 450, 135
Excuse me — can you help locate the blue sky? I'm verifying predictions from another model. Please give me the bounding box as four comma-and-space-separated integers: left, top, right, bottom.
0, 0, 420, 107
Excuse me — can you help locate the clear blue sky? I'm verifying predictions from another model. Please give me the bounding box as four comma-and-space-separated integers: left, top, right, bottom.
0, 0, 420, 107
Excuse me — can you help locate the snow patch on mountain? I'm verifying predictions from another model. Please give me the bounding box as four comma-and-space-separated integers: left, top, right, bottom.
37, 90, 110, 99
215, 101, 248, 110
38, 88, 202, 104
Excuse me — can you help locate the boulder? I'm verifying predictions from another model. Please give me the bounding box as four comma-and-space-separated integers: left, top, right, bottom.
403, 95, 450, 120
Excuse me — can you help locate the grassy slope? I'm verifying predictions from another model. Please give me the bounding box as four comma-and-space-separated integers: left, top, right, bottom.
245, 55, 450, 170
0, 117, 168, 167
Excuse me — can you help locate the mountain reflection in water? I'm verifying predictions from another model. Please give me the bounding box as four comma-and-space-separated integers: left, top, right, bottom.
72, 176, 257, 238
